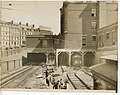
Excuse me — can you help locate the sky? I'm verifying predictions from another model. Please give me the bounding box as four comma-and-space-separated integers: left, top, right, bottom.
1, 1, 63, 34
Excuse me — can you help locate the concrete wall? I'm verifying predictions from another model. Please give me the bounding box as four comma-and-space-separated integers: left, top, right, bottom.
26, 36, 53, 49
9, 60, 15, 71
106, 3, 118, 26
1, 61, 8, 73
15, 60, 19, 69
19, 59, 22, 67
1, 59, 23, 74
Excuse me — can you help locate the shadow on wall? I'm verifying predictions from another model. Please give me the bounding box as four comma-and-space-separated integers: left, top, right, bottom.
22, 56, 28, 66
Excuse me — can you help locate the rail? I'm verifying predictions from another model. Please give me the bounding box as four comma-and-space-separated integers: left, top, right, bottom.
67, 72, 91, 90
1, 66, 33, 87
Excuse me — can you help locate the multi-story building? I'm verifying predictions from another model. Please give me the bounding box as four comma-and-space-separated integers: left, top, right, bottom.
0, 21, 35, 57
1, 21, 20, 49
60, 1, 118, 90
19, 22, 35, 47
26, 35, 55, 65
90, 22, 118, 90
60, 1, 118, 67
34, 25, 53, 35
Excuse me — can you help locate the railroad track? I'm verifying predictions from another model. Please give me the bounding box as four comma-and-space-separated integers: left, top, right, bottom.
1, 66, 33, 88
67, 72, 91, 90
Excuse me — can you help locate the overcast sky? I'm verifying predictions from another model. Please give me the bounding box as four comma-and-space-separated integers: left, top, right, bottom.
1, 1, 63, 34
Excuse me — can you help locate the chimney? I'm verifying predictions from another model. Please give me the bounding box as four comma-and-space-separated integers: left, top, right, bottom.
19, 22, 21, 25
26, 23, 28, 26
33, 24, 35, 28
11, 20, 13, 24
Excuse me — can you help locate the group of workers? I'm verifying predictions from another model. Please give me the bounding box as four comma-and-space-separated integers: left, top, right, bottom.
45, 69, 69, 89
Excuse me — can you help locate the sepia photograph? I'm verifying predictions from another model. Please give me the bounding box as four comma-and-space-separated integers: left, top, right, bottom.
0, 0, 118, 93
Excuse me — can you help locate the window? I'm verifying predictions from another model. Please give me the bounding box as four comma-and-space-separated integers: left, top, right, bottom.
42, 40, 48, 47
91, 8, 97, 17
14, 42, 16, 45
92, 35, 97, 41
22, 41, 26, 44
82, 36, 87, 47
55, 39, 59, 45
106, 33, 110, 40
112, 31, 116, 45
91, 21, 97, 29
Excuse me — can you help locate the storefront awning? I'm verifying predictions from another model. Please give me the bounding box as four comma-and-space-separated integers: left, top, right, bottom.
90, 63, 117, 82
100, 55, 117, 61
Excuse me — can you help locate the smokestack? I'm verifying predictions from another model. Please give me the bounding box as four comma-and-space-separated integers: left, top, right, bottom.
11, 20, 13, 24
19, 22, 21, 25
33, 24, 35, 27
26, 23, 28, 26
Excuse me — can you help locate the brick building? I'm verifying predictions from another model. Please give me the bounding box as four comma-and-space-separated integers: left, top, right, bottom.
60, 1, 118, 90
90, 22, 118, 90
26, 34, 63, 65
60, 1, 118, 67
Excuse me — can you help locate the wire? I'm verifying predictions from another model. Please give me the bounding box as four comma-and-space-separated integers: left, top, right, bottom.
1, 7, 59, 17
2, 2, 62, 6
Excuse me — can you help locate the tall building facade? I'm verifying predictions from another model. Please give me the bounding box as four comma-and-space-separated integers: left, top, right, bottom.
19, 22, 35, 47
90, 22, 118, 90
0, 21, 35, 57
60, 1, 118, 67
61, 1, 99, 49
1, 21, 20, 49
60, 1, 118, 90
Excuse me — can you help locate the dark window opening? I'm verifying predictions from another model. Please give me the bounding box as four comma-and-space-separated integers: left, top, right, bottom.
106, 33, 110, 40
92, 36, 97, 41
82, 36, 87, 47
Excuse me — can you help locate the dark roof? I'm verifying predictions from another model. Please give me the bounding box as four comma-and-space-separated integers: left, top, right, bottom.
90, 63, 117, 82
100, 55, 117, 61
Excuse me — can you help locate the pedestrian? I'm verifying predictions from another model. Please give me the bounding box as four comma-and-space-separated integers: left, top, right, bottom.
61, 80, 68, 89
53, 80, 59, 89
46, 77, 50, 86
59, 79, 63, 89
51, 77, 55, 88
45, 69, 48, 78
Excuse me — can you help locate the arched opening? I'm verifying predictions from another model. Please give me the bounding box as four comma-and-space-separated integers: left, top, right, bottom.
27, 53, 46, 65
84, 52, 95, 67
48, 53, 55, 65
71, 52, 82, 66
58, 52, 69, 66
